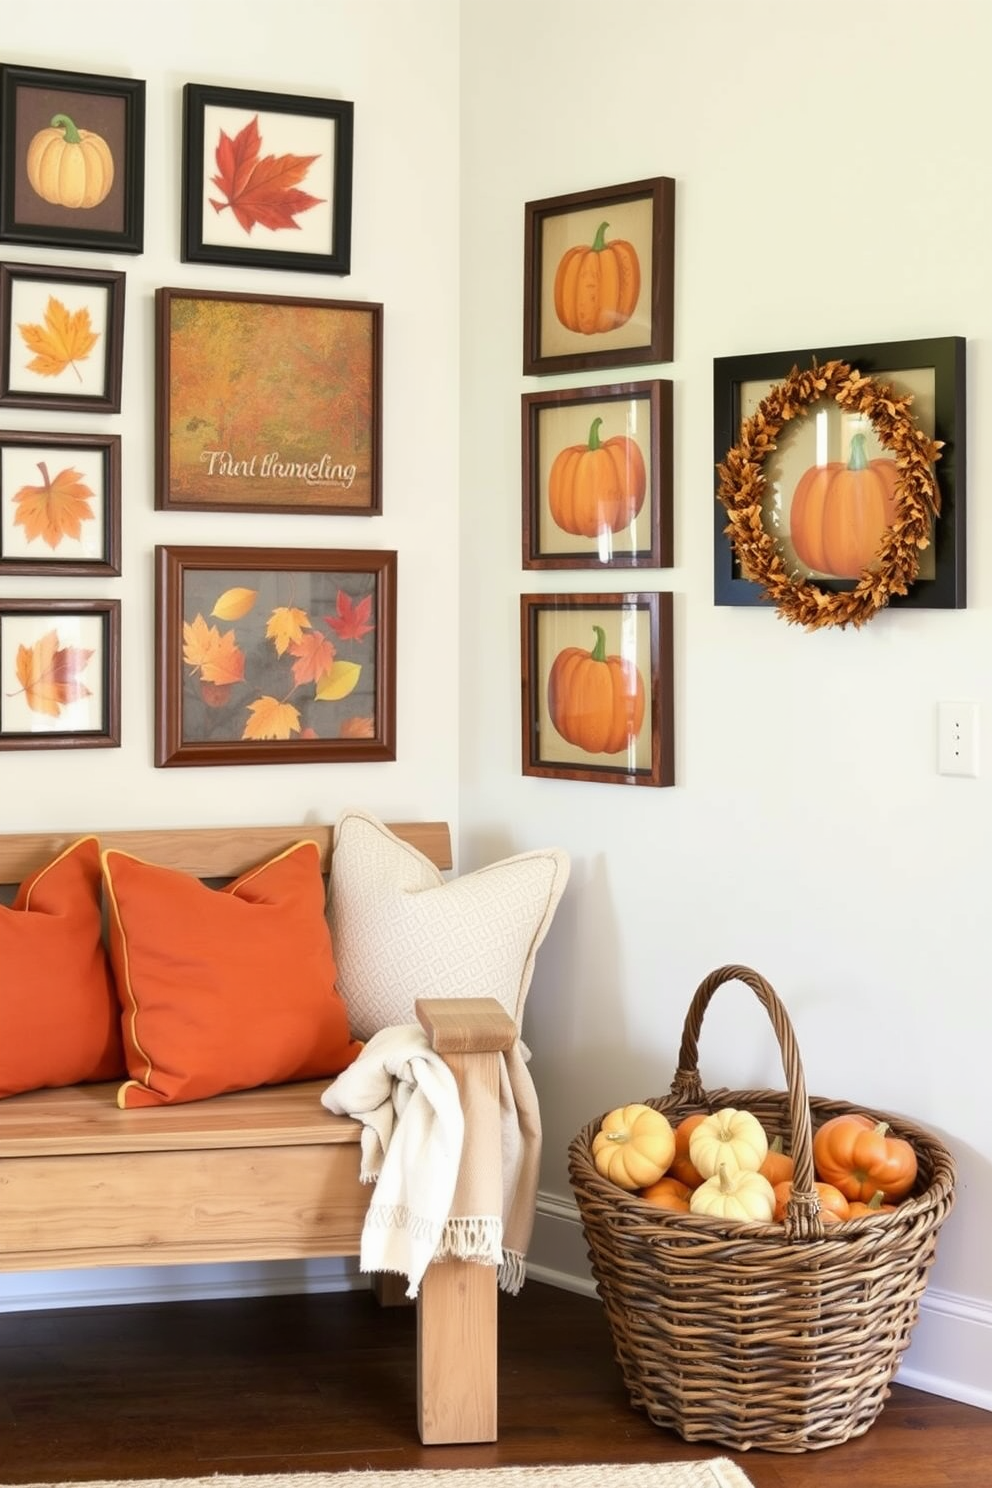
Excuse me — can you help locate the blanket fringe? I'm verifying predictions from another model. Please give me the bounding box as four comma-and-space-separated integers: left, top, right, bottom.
434, 1214, 503, 1268
498, 1248, 526, 1295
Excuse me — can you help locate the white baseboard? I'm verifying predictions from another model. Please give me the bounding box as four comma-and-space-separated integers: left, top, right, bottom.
2, 1190, 989, 1417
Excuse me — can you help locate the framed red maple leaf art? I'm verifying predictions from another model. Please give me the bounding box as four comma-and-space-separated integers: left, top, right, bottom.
182, 83, 353, 276
0, 597, 120, 751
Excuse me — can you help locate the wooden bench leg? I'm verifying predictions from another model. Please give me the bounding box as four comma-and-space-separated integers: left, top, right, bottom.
417, 1256, 498, 1444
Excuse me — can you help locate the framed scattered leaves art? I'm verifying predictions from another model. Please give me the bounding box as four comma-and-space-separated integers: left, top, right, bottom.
155, 545, 396, 768
182, 83, 353, 275
0, 597, 120, 750
0, 63, 145, 254
0, 431, 120, 576
155, 286, 382, 515
0, 260, 125, 413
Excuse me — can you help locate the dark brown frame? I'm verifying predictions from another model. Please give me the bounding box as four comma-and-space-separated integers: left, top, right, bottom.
0, 430, 120, 575
155, 286, 383, 515
522, 380, 672, 570
523, 176, 675, 376
713, 336, 966, 610
0, 64, 145, 254
0, 597, 120, 750
520, 591, 673, 788
182, 83, 353, 275
0, 260, 125, 413
155, 545, 396, 768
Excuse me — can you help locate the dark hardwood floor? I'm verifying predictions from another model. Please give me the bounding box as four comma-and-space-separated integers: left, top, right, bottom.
0, 1281, 987, 1486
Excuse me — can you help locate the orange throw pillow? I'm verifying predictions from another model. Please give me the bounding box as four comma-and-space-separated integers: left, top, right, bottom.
103, 839, 362, 1108
0, 836, 124, 1098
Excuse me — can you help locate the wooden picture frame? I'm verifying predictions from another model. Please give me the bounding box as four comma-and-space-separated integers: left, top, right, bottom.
0, 63, 145, 254
0, 260, 125, 413
0, 597, 120, 750
523, 176, 675, 376
520, 591, 673, 788
522, 379, 672, 569
182, 83, 353, 276
155, 545, 396, 768
0, 430, 120, 576
714, 337, 966, 612
155, 286, 382, 516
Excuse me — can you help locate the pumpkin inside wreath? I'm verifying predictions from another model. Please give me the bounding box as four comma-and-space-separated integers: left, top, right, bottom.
716, 358, 942, 630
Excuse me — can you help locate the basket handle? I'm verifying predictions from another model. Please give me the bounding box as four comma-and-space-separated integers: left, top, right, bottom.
669, 964, 823, 1238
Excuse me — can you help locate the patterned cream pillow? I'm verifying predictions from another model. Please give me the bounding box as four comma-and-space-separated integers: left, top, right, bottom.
327, 808, 569, 1039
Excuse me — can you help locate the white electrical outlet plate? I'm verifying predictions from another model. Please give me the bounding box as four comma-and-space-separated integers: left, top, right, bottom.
937, 700, 979, 777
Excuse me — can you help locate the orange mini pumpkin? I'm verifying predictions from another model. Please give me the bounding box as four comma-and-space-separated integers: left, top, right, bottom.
639, 1175, 692, 1212
812, 1113, 917, 1203
547, 625, 645, 756
789, 432, 899, 578
772, 1179, 851, 1225
548, 416, 646, 537
668, 1113, 707, 1189
553, 221, 641, 335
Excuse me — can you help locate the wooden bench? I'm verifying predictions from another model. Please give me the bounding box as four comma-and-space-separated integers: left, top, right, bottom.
0, 822, 519, 1446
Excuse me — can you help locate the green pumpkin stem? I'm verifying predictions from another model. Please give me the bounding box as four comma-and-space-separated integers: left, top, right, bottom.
590, 625, 607, 663
586, 416, 604, 452
848, 432, 870, 472
50, 113, 82, 144
591, 221, 610, 252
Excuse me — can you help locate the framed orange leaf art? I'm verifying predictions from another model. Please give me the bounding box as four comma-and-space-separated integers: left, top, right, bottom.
156, 286, 382, 516
0, 260, 125, 413
0, 597, 120, 750
155, 545, 396, 768
0, 430, 120, 576
182, 83, 352, 276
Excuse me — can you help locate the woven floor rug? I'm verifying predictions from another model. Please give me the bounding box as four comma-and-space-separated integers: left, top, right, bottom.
4, 1464, 755, 1488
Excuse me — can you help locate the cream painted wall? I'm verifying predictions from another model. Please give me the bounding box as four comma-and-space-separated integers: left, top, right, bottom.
459, 0, 991, 1406
1, 0, 462, 833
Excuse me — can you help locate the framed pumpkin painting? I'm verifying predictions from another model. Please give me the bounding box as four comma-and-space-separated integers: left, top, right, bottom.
0, 64, 145, 254
520, 591, 674, 788
523, 176, 675, 376
713, 337, 966, 619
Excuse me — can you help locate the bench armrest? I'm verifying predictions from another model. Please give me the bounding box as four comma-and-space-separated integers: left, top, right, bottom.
414, 996, 517, 1056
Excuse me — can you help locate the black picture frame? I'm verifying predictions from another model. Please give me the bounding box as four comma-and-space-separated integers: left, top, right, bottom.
0, 260, 125, 414
521, 379, 672, 569
0, 64, 145, 254
713, 337, 966, 611
182, 83, 354, 276
0, 430, 121, 576
0, 597, 120, 750
523, 176, 675, 377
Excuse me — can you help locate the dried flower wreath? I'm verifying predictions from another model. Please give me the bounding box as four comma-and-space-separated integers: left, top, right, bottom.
716, 358, 942, 630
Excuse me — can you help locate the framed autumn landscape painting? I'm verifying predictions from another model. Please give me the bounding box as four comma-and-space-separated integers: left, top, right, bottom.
155, 286, 382, 516
0, 63, 145, 254
155, 545, 396, 768
0, 597, 120, 750
182, 83, 353, 275
0, 430, 120, 576
0, 261, 125, 413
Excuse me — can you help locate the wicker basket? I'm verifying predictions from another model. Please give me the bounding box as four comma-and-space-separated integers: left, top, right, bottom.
567, 964, 956, 1454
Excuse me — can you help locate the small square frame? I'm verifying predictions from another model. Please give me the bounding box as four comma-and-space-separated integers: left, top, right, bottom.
0, 597, 120, 750
523, 176, 675, 376
0, 430, 121, 575
182, 83, 353, 276
0, 63, 145, 254
155, 285, 382, 515
522, 379, 672, 569
156, 545, 396, 768
713, 336, 966, 610
0, 260, 125, 413
521, 591, 673, 787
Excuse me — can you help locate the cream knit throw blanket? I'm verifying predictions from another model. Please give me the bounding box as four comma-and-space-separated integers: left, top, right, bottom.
322, 1023, 540, 1299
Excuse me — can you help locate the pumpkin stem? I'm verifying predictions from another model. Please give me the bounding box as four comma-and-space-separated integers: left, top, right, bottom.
716, 1163, 734, 1194
590, 625, 607, 663
591, 221, 610, 252
586, 416, 604, 452
50, 113, 83, 145
848, 432, 870, 472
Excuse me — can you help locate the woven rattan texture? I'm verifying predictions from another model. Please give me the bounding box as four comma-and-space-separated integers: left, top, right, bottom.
568, 964, 957, 1454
